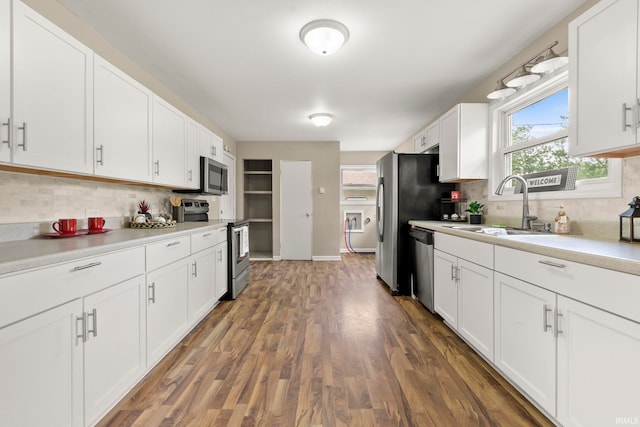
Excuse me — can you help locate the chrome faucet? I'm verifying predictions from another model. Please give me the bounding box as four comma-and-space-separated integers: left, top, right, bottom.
495, 174, 537, 229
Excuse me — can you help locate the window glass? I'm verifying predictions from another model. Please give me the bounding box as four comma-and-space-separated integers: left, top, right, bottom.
341, 167, 376, 204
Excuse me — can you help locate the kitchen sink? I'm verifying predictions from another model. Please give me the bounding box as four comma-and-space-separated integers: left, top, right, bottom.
441, 224, 552, 236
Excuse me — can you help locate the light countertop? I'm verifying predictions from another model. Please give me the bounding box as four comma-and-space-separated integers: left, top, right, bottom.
0, 221, 229, 276
409, 220, 640, 277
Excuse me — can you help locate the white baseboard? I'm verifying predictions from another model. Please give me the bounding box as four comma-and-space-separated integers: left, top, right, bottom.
272, 256, 281, 261
312, 255, 342, 261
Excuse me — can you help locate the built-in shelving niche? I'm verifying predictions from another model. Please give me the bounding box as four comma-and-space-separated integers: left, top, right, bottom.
243, 159, 273, 259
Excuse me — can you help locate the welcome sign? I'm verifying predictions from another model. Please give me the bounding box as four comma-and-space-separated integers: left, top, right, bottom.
513, 166, 578, 194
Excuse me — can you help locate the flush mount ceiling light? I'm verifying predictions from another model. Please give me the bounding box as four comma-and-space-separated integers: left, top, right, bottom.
487, 80, 517, 100
487, 41, 567, 101
309, 113, 334, 127
300, 19, 349, 55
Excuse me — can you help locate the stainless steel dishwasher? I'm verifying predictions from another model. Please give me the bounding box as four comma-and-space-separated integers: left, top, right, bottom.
408, 226, 435, 313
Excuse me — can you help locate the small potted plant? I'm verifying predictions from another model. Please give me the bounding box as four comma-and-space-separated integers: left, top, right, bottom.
138, 200, 152, 221
465, 200, 485, 224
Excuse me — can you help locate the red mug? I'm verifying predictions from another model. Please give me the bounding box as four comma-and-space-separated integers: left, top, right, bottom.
88, 217, 105, 232
52, 218, 77, 235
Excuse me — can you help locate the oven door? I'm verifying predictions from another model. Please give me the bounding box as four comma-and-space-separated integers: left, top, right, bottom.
231, 225, 250, 275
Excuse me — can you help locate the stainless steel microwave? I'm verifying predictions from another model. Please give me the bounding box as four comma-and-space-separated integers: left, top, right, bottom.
200, 156, 228, 195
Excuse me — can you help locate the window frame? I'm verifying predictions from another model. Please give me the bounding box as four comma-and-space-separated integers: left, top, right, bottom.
340, 165, 377, 206
488, 68, 622, 202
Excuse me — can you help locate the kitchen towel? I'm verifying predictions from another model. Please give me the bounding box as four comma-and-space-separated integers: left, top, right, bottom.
241, 226, 249, 257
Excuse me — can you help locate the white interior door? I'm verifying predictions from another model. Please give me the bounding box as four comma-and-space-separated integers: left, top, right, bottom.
220, 152, 236, 220
281, 161, 312, 260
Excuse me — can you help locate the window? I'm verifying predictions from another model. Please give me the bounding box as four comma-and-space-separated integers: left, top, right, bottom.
489, 69, 621, 201
340, 165, 377, 205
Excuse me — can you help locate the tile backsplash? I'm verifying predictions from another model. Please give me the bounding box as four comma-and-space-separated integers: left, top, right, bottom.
0, 170, 218, 225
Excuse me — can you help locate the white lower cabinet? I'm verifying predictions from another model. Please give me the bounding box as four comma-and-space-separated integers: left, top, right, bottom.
0, 299, 84, 427
433, 249, 458, 328
557, 296, 640, 427
433, 233, 494, 360
494, 272, 556, 416
146, 261, 189, 367
188, 247, 217, 323
83, 276, 146, 426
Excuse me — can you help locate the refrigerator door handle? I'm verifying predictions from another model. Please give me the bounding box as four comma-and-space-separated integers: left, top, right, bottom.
376, 177, 384, 242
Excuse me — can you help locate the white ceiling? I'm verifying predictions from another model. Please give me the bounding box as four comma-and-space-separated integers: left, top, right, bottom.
56, 0, 586, 151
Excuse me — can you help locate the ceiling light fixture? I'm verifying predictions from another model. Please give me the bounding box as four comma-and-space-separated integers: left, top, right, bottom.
309, 113, 334, 127
487, 41, 567, 101
300, 19, 349, 55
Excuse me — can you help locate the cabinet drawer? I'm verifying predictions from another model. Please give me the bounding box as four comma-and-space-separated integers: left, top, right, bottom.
191, 227, 226, 253
495, 246, 640, 323
0, 247, 145, 328
146, 235, 190, 272
434, 232, 494, 269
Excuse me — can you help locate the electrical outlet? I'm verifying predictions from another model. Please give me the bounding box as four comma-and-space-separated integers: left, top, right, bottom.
86, 209, 99, 218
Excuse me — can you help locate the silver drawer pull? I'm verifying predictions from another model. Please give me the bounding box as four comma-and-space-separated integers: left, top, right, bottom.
166, 241, 181, 247
72, 261, 102, 272
76, 313, 86, 344
538, 260, 565, 269
17, 122, 27, 151
202, 233, 212, 238
555, 309, 564, 338
148, 282, 156, 303
1, 117, 10, 147
192, 261, 198, 277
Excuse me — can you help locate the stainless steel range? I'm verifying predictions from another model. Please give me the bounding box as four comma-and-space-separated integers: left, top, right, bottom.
226, 220, 250, 299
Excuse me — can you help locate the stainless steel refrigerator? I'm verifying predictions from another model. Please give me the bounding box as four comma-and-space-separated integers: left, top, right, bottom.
375, 152, 455, 295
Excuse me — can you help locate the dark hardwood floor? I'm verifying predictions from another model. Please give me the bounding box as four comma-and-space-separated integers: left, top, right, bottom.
98, 254, 552, 427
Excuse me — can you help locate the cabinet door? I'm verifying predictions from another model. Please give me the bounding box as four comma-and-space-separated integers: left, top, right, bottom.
215, 241, 228, 300
0, 0, 9, 163
94, 55, 152, 182
557, 296, 640, 427
188, 248, 216, 322
0, 299, 83, 427
185, 118, 199, 189
457, 259, 494, 360
12, 1, 93, 174
569, 0, 639, 156
83, 276, 146, 426
494, 272, 556, 415
438, 106, 459, 182
152, 96, 187, 186
146, 261, 189, 366
413, 131, 426, 153
433, 249, 458, 328
424, 121, 439, 149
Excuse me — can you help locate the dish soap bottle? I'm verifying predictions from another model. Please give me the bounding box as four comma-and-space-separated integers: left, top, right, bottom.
554, 205, 570, 234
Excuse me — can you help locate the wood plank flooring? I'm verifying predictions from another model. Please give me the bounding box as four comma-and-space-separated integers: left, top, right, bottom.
98, 254, 552, 427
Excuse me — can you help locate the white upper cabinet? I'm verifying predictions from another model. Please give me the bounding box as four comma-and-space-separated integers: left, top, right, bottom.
438, 103, 488, 182
152, 95, 187, 187
413, 129, 426, 153
94, 55, 152, 182
0, 0, 9, 164
199, 125, 223, 163
12, 1, 93, 174
569, 0, 640, 157
185, 118, 199, 189
414, 122, 440, 154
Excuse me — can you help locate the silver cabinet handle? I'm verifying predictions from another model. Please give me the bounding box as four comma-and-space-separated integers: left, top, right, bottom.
202, 232, 212, 238
543, 304, 552, 332
87, 308, 97, 338
188, 169, 193, 182
623, 102, 632, 131
17, 122, 27, 151
1, 117, 10, 148
154, 160, 160, 176
96, 144, 104, 166
166, 241, 181, 247
450, 265, 456, 281
76, 313, 87, 344
538, 260, 565, 269
148, 282, 156, 303
554, 309, 564, 338
72, 261, 102, 272
192, 261, 198, 277
217, 249, 223, 261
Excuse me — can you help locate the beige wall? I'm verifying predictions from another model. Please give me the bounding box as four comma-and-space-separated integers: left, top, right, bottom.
22, 0, 236, 155
395, 0, 635, 239
339, 151, 387, 252
236, 141, 341, 258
